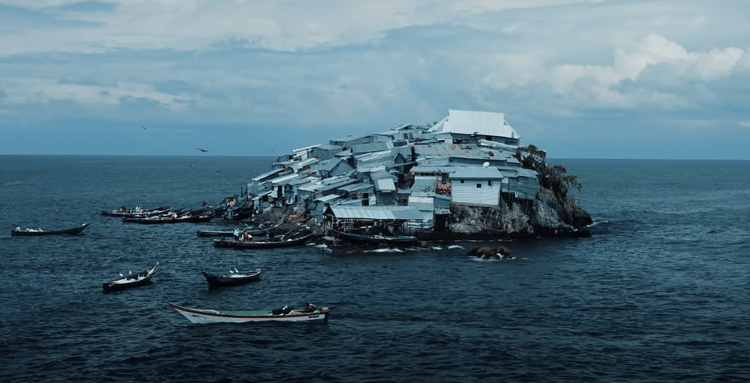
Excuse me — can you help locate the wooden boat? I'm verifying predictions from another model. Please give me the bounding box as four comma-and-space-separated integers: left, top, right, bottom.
337, 231, 419, 246
196, 224, 278, 237
168, 302, 330, 324
213, 233, 313, 249
102, 262, 158, 292
201, 268, 262, 288
101, 206, 170, 217
11, 223, 90, 237
123, 213, 214, 224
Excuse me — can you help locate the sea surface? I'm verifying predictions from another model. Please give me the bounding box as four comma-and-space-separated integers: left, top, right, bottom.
0, 156, 749, 382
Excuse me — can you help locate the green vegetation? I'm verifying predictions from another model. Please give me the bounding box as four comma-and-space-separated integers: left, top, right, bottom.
515, 145, 582, 197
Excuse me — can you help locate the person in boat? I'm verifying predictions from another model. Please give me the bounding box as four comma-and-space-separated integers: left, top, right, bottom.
241, 231, 251, 242
272, 305, 291, 315
304, 303, 317, 312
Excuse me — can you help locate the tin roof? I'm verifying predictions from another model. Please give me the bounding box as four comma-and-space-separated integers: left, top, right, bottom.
449, 166, 504, 180
329, 205, 424, 220
429, 109, 520, 139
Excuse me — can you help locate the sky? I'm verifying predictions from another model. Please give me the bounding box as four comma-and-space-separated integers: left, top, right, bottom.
1, 0, 749, 159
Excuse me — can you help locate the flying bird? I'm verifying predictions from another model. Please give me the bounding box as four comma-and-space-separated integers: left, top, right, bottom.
141, 126, 147, 130
196, 148, 209, 153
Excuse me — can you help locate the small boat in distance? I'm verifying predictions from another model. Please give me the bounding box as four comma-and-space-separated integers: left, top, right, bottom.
201, 268, 262, 288
123, 213, 214, 224
168, 302, 330, 324
11, 223, 90, 237
213, 232, 313, 249
101, 205, 170, 218
103, 262, 159, 292
336, 231, 419, 246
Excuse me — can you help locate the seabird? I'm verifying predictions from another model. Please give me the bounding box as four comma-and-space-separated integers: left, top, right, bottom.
196, 148, 209, 153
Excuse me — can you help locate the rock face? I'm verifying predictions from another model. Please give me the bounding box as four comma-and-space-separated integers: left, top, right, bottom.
429, 186, 592, 239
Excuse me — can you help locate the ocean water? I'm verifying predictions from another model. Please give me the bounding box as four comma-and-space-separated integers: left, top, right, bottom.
0, 156, 749, 382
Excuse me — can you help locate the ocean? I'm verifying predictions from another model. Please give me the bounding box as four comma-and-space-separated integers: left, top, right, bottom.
0, 156, 748, 382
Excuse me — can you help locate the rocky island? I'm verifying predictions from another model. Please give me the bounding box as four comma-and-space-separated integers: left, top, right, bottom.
228, 109, 592, 244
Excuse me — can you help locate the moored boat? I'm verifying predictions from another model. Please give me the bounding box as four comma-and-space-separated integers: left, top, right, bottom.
168, 302, 330, 324
101, 205, 170, 217
123, 213, 214, 224
337, 231, 419, 246
213, 233, 313, 249
201, 268, 262, 288
103, 262, 159, 292
11, 223, 90, 237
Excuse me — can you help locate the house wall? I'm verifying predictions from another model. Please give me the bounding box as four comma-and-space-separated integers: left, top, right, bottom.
451, 178, 501, 206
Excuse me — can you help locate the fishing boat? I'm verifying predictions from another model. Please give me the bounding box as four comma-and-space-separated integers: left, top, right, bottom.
213, 233, 313, 249
101, 206, 170, 218
102, 262, 159, 292
123, 213, 214, 224
196, 224, 279, 237
11, 223, 90, 237
337, 231, 419, 246
168, 302, 330, 324
201, 268, 262, 288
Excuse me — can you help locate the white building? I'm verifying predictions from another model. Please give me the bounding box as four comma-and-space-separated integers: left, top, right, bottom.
449, 166, 504, 206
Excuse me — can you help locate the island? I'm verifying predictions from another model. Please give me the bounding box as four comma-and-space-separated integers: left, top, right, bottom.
225, 109, 592, 245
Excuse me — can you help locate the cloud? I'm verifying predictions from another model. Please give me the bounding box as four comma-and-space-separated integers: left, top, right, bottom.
549, 33, 746, 108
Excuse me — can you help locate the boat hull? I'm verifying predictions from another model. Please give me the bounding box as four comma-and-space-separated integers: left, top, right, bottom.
11, 223, 89, 237
337, 231, 419, 245
201, 269, 261, 288
168, 303, 330, 324
213, 234, 313, 249
103, 263, 158, 292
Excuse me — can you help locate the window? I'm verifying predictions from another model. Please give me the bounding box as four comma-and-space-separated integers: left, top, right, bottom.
488, 180, 492, 186
476, 183, 482, 188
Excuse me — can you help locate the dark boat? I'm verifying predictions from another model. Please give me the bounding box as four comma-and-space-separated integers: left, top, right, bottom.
213, 233, 313, 249
201, 268, 262, 288
101, 206, 170, 217
336, 231, 419, 246
103, 262, 159, 292
123, 213, 214, 224
11, 223, 90, 237
196, 224, 281, 237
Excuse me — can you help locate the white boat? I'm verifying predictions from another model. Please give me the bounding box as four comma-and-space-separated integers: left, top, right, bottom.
168, 302, 330, 324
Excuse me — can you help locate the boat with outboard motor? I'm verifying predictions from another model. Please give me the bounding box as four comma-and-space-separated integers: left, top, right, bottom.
168, 302, 329, 324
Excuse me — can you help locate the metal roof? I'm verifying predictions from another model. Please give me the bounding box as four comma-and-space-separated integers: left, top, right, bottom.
449, 166, 504, 179
374, 177, 396, 192
428, 109, 520, 139
329, 205, 424, 220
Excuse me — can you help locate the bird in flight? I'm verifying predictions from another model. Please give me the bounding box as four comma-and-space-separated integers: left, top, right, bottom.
141, 126, 147, 130
196, 148, 209, 153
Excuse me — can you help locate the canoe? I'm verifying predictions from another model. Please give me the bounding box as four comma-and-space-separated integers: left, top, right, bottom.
337, 231, 419, 245
213, 233, 313, 249
101, 206, 170, 217
196, 224, 282, 237
168, 302, 330, 324
123, 214, 214, 224
11, 223, 90, 237
103, 262, 158, 292
201, 269, 261, 288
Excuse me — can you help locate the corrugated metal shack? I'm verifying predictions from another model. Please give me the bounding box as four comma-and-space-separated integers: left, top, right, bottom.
449, 166, 504, 206
241, 109, 540, 226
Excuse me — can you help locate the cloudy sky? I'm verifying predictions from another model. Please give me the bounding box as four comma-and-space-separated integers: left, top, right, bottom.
1, 0, 748, 159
